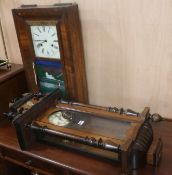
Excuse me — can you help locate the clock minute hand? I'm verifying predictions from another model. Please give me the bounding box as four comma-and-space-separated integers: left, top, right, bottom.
51, 44, 58, 49
34, 39, 47, 42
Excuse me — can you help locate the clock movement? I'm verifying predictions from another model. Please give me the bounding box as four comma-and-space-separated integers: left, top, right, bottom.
12, 3, 88, 103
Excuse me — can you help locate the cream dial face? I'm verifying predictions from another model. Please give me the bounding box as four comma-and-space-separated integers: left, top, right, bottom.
30, 25, 60, 59
48, 111, 70, 126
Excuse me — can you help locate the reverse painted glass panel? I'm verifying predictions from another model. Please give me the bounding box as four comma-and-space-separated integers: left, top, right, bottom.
35, 60, 66, 96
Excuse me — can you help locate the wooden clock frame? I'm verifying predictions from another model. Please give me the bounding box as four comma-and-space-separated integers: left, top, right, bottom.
12, 3, 88, 103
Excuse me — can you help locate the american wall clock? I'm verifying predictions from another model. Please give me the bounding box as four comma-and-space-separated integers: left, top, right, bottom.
12, 3, 88, 103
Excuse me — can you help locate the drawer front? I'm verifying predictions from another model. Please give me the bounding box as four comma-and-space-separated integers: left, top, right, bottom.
0, 72, 28, 117
0, 147, 65, 175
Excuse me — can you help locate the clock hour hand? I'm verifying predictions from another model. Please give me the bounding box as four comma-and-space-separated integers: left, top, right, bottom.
34, 39, 47, 42
51, 44, 58, 49
36, 40, 47, 48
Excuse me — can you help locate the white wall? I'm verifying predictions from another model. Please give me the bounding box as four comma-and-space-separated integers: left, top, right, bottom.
0, 0, 172, 118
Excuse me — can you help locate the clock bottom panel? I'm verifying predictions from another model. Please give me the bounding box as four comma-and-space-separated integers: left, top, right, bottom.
35, 60, 66, 97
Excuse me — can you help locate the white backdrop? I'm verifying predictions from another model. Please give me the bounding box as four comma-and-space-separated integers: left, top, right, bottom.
0, 0, 172, 118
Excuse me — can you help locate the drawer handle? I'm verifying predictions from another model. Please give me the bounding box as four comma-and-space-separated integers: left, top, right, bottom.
25, 160, 32, 166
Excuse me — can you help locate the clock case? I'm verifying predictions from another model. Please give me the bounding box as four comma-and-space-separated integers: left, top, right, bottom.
12, 3, 88, 103
5, 91, 162, 175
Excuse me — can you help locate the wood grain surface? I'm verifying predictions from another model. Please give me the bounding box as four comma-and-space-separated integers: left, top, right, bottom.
0, 119, 171, 175
0, 64, 28, 117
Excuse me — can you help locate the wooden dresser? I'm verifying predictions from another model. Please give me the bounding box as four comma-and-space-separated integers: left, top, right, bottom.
0, 64, 28, 118
0, 118, 171, 175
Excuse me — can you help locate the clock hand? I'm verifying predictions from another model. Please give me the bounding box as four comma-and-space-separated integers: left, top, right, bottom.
34, 39, 47, 42
42, 48, 45, 54
36, 40, 47, 48
51, 44, 58, 49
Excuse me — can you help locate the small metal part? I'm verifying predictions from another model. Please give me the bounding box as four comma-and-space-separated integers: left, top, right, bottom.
108, 106, 119, 113
150, 113, 164, 122
108, 106, 139, 117
3, 111, 18, 121
34, 92, 44, 101
124, 109, 139, 117
62, 111, 73, 121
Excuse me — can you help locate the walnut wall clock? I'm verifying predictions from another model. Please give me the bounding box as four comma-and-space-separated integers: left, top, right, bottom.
12, 3, 88, 103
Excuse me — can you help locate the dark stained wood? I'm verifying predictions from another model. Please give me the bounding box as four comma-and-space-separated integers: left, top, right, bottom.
4, 92, 152, 174
0, 64, 24, 84
0, 119, 171, 175
1, 160, 30, 175
12, 4, 88, 103
0, 64, 28, 118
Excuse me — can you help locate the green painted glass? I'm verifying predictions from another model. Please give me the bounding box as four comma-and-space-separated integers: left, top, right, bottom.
35, 60, 66, 97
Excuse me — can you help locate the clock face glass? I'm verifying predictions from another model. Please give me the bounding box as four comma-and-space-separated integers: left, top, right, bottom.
30, 25, 61, 59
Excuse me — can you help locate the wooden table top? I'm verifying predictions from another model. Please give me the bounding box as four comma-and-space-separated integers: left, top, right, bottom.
0, 64, 24, 84
0, 119, 171, 175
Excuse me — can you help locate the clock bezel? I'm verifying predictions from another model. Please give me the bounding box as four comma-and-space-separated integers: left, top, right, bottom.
27, 20, 63, 61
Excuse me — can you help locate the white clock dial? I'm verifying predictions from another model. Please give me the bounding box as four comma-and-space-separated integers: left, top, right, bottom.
30, 25, 61, 59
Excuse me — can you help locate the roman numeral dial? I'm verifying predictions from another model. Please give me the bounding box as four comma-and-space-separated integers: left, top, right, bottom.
30, 25, 61, 59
